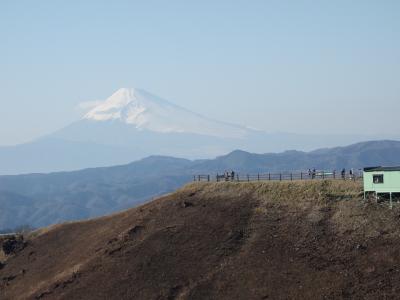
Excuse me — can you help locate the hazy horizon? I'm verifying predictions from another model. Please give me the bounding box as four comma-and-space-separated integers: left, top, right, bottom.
1, 1, 400, 146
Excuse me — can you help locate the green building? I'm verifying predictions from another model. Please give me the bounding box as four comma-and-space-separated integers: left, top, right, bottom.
363, 166, 400, 207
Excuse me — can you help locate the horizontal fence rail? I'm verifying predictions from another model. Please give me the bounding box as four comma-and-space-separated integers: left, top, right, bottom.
194, 175, 211, 182
194, 172, 362, 182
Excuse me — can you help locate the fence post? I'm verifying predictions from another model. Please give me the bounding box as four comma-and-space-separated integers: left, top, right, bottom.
269, 173, 271, 181
207, 175, 210, 182
258, 173, 260, 181
198, 175, 200, 181
301, 172, 303, 180
280, 174, 282, 181
247, 174, 250, 182
216, 174, 219, 182
322, 171, 325, 179
290, 173, 292, 181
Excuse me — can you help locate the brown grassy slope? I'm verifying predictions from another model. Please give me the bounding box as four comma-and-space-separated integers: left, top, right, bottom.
1, 180, 400, 299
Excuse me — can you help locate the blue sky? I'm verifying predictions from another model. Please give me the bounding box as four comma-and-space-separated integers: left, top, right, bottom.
1, 0, 399, 145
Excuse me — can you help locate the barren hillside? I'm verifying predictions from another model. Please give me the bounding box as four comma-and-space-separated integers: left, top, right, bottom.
1, 180, 400, 299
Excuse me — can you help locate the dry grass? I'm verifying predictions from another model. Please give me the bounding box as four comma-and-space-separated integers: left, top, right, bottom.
0, 250, 6, 263
180, 179, 362, 204
4, 179, 400, 300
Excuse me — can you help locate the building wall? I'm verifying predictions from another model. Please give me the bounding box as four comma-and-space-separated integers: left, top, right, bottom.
364, 171, 400, 193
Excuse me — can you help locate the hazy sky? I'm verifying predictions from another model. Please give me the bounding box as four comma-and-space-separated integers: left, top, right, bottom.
1, 0, 399, 145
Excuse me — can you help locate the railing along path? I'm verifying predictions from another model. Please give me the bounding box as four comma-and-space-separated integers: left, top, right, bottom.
194, 172, 362, 182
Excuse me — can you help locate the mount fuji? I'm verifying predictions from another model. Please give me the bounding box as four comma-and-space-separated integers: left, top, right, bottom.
0, 88, 374, 175
83, 88, 249, 138
51, 88, 261, 163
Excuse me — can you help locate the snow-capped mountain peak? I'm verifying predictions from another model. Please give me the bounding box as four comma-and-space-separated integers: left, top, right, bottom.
84, 88, 148, 122
83, 88, 249, 138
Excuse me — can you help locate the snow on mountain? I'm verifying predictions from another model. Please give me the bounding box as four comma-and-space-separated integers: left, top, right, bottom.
84, 88, 249, 139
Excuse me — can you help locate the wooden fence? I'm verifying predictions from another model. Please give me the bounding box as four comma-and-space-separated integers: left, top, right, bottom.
193, 171, 362, 182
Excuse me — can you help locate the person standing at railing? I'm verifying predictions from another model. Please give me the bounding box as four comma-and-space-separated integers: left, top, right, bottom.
341, 168, 346, 180
231, 170, 235, 181
224, 170, 230, 181
308, 169, 312, 179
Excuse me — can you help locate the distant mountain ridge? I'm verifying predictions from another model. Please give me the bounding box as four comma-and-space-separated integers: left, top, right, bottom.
196, 140, 400, 173
0, 88, 387, 175
1, 140, 400, 230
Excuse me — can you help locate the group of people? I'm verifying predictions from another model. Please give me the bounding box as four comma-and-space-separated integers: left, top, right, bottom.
307, 168, 356, 180
340, 168, 355, 179
308, 168, 317, 179
224, 170, 236, 181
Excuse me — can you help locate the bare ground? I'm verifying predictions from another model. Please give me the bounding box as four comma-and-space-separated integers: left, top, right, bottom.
1, 180, 400, 299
